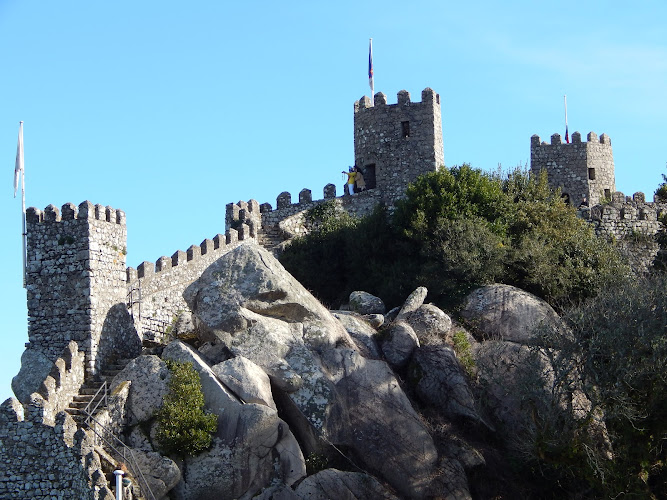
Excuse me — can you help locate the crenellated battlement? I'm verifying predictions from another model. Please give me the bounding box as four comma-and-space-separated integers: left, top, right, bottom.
578, 191, 667, 273
580, 191, 666, 233
531, 131, 615, 207
531, 131, 612, 148
354, 87, 441, 112
26, 201, 126, 225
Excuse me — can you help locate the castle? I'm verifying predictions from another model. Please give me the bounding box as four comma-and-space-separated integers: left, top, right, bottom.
2, 87, 665, 499
17, 87, 667, 382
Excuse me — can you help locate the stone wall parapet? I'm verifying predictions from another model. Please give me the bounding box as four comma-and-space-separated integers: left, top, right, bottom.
26, 201, 125, 226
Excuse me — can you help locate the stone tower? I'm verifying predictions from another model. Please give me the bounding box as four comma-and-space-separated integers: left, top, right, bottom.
530, 131, 615, 206
24, 201, 139, 378
354, 88, 444, 204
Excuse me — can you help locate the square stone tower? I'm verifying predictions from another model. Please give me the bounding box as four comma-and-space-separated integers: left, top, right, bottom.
354, 88, 444, 205
530, 131, 615, 206
25, 201, 139, 378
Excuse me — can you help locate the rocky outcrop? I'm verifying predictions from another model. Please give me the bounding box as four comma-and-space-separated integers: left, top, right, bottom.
162, 341, 306, 500
294, 468, 399, 499
110, 355, 170, 426
4, 242, 616, 500
405, 303, 453, 345
461, 284, 563, 344
409, 345, 484, 426
211, 356, 277, 410
380, 319, 420, 368
183, 244, 439, 498
348, 291, 386, 315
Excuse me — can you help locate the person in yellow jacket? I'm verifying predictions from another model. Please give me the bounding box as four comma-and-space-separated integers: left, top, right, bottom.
342, 167, 357, 195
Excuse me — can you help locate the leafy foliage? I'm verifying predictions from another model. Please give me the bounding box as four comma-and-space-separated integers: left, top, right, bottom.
520, 274, 667, 498
280, 165, 627, 310
155, 360, 218, 456
654, 163, 667, 202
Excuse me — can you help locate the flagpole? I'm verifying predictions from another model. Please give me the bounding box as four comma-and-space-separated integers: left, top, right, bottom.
368, 38, 374, 106
564, 95, 569, 143
15, 121, 26, 288
21, 152, 26, 289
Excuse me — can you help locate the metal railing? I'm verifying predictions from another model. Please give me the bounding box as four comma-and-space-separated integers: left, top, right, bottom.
83, 380, 108, 427
82, 386, 157, 500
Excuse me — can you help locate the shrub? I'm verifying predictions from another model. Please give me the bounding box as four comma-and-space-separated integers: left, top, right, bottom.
155, 360, 218, 456
521, 274, 667, 498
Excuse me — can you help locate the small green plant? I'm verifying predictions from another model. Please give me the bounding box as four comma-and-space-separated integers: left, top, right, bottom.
305, 199, 338, 224
655, 162, 667, 202
305, 453, 329, 475
155, 360, 218, 456
452, 330, 475, 377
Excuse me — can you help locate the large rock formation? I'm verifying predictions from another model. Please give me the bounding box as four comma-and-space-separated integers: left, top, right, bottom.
460, 284, 563, 344
183, 244, 440, 498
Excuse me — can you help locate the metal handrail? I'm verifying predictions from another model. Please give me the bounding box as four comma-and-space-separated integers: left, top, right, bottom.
83, 380, 108, 427
82, 386, 157, 500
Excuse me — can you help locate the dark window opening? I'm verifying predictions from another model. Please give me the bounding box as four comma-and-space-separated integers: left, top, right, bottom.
588, 168, 596, 180
604, 189, 611, 200
364, 164, 377, 189
401, 121, 410, 138
561, 192, 571, 205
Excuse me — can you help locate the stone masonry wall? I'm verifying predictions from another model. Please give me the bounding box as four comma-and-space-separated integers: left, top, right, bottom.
126, 224, 254, 333
531, 131, 615, 206
226, 184, 382, 247
579, 191, 667, 273
25, 201, 137, 377
0, 398, 110, 500
354, 88, 444, 205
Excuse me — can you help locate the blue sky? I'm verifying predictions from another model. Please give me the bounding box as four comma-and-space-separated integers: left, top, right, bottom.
1, 0, 666, 402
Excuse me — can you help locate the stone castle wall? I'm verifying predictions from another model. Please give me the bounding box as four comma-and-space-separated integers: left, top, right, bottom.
531, 131, 615, 206
25, 202, 138, 377
580, 191, 667, 273
226, 184, 382, 245
354, 88, 444, 205
126, 224, 254, 331
0, 397, 111, 499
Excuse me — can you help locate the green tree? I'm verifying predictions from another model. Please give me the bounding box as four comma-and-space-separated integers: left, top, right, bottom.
281, 165, 627, 310
155, 360, 218, 456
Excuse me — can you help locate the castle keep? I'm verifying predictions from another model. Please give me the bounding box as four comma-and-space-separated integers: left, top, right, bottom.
354, 88, 444, 204
530, 131, 615, 206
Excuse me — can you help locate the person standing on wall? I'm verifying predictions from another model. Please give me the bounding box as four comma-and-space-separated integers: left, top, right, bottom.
342, 167, 357, 195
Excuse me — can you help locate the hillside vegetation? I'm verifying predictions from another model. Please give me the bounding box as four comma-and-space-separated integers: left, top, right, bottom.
280, 165, 627, 311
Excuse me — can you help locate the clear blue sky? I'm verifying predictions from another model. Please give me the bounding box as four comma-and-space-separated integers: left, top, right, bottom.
1, 0, 665, 402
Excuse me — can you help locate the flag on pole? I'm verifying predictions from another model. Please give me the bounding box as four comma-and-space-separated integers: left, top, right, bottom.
564, 95, 569, 144
368, 38, 374, 105
14, 121, 24, 197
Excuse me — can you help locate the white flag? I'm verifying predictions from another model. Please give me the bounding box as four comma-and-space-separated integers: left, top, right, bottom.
14, 121, 23, 198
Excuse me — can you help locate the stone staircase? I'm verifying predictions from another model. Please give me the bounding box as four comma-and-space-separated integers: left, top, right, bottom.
66, 358, 133, 426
